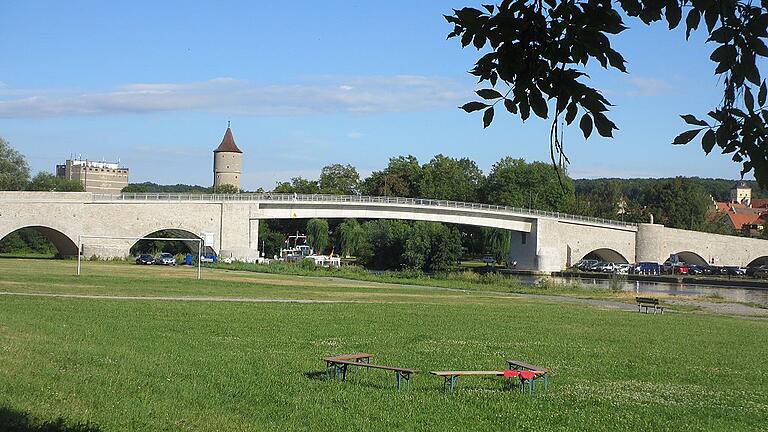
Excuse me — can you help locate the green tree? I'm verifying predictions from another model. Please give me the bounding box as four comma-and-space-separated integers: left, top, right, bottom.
587, 179, 624, 219
338, 219, 365, 257
484, 157, 575, 211
360, 155, 422, 197
640, 177, 712, 229
273, 177, 319, 194
214, 184, 240, 194
0, 137, 30, 191
56, 179, 85, 192
357, 220, 411, 270
27, 172, 85, 192
418, 154, 484, 202
483, 228, 511, 263
447, 1, 768, 187
403, 222, 463, 272
306, 219, 329, 253
259, 221, 289, 258
319, 164, 359, 195
26, 172, 58, 191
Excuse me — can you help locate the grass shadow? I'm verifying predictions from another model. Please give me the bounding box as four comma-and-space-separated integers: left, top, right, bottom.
0, 406, 101, 432
303, 370, 328, 381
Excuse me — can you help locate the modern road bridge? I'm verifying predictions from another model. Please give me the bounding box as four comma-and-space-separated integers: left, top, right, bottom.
1, 191, 767, 272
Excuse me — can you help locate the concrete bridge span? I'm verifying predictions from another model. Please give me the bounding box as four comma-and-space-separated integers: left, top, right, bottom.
1, 191, 767, 272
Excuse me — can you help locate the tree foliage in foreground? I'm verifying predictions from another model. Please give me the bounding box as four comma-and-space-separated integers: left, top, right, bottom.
447, 0, 768, 186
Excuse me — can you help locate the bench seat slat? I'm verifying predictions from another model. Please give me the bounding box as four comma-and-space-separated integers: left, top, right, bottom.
430, 371, 504, 376
506, 360, 549, 373
324, 358, 417, 373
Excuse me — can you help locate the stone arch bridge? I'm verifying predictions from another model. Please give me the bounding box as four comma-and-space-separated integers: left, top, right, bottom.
1, 191, 767, 272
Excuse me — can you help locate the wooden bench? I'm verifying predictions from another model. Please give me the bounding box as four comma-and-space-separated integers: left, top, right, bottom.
324, 353, 373, 378
430, 370, 504, 392
323, 356, 418, 391
506, 360, 550, 393
636, 296, 664, 314
431, 370, 546, 393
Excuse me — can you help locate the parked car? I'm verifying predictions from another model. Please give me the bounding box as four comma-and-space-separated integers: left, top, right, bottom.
615, 263, 632, 274
593, 262, 619, 273
576, 259, 599, 271
724, 266, 747, 276
687, 264, 717, 275
481, 255, 496, 265
633, 262, 661, 275
663, 262, 689, 275
135, 254, 154, 265
155, 252, 177, 266
747, 265, 768, 277
200, 255, 217, 263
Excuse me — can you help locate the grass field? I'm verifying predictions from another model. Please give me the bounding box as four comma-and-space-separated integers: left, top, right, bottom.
1, 259, 767, 431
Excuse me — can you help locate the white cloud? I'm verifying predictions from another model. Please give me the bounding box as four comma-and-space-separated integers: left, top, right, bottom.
0, 75, 466, 118
624, 76, 674, 97
346, 131, 363, 139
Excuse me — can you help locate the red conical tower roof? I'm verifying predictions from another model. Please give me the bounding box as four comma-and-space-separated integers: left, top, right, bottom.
214, 127, 242, 153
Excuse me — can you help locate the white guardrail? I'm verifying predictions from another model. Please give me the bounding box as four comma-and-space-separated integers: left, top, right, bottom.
93, 193, 638, 229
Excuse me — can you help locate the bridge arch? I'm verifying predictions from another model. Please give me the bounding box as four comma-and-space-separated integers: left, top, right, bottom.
0, 225, 79, 257
580, 248, 629, 264
674, 251, 708, 266
748, 256, 768, 267
129, 228, 211, 256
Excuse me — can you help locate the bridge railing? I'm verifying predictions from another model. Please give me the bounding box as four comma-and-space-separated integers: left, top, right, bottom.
93, 192, 638, 229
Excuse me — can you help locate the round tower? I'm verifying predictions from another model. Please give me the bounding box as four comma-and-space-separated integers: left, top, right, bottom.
213, 125, 243, 191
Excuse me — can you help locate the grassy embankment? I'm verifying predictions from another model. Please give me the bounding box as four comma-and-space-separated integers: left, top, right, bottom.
1, 259, 767, 431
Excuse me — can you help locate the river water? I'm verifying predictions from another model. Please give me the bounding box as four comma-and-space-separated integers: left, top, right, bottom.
517, 275, 768, 307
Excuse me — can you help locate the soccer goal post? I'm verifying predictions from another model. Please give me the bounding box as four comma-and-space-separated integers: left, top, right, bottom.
77, 235, 204, 280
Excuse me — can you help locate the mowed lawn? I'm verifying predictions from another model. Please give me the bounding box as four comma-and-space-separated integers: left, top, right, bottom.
1, 260, 767, 431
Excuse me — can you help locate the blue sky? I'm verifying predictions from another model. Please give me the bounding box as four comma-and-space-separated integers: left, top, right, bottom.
0, 0, 753, 190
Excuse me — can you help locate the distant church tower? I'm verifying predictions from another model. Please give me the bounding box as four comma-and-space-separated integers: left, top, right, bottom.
213, 123, 243, 191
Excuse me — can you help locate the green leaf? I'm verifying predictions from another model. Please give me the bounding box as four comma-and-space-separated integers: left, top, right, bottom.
593, 112, 617, 137
685, 9, 700, 39
565, 102, 578, 124
483, 106, 494, 128
672, 129, 702, 145
681, 114, 708, 126
482, 4, 494, 13
477, 89, 503, 100
710, 44, 737, 64
752, 38, 768, 57
579, 114, 593, 139
666, 1, 681, 29
529, 88, 548, 118
460, 101, 489, 113
745, 87, 755, 111
701, 129, 716, 154
504, 98, 517, 114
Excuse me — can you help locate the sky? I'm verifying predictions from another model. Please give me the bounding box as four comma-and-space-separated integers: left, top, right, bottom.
0, 0, 755, 190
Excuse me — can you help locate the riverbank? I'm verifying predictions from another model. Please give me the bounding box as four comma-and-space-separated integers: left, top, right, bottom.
552, 270, 768, 290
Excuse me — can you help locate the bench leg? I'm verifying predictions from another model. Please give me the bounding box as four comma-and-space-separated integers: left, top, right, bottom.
394, 371, 412, 391
450, 375, 458, 393
341, 364, 348, 381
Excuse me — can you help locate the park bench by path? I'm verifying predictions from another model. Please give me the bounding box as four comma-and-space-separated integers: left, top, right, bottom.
506, 360, 550, 392
323, 356, 418, 391
430, 370, 545, 393
636, 296, 664, 314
